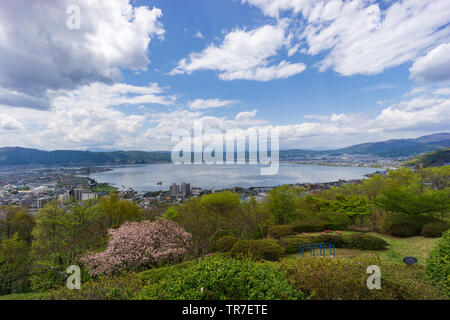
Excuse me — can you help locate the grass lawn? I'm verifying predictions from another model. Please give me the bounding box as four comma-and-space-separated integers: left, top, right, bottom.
280, 231, 439, 266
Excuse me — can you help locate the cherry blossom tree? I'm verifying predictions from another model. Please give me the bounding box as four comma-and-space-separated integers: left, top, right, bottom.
80, 219, 191, 276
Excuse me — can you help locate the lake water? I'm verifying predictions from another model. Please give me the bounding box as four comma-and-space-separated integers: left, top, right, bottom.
89, 163, 379, 192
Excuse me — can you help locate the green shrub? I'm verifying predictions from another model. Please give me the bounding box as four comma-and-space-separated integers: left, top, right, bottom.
425, 230, 450, 291
135, 260, 195, 285
316, 212, 352, 229
280, 233, 387, 253
278, 237, 313, 254
215, 236, 239, 252
421, 222, 450, 238
47, 273, 143, 300
135, 255, 304, 300
283, 255, 446, 300
267, 225, 294, 238
342, 234, 388, 250
382, 214, 420, 236
290, 218, 341, 233
230, 239, 284, 261
382, 214, 442, 237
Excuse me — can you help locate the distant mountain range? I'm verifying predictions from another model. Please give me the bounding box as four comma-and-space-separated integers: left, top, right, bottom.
280, 133, 450, 158
0, 133, 449, 166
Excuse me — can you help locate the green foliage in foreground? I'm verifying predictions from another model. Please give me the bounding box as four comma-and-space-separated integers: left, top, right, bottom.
135, 255, 304, 300
283, 255, 447, 300
425, 230, 450, 292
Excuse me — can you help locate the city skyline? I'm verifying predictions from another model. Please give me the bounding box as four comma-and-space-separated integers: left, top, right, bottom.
0, 0, 449, 151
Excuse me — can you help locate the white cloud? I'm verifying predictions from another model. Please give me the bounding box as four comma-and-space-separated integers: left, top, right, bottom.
235, 109, 258, 121
189, 98, 238, 110
170, 21, 306, 81
194, 31, 205, 39
410, 43, 450, 82
244, 0, 450, 77
0, 0, 164, 109
0, 114, 24, 131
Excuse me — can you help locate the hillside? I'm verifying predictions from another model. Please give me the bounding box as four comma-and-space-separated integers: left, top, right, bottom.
405, 148, 450, 167
0, 147, 171, 166
281, 133, 450, 158
0, 133, 449, 166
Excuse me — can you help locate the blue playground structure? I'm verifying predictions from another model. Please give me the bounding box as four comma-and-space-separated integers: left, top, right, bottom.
300, 243, 335, 257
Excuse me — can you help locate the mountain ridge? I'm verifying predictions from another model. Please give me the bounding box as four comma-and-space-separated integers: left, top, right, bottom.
0, 133, 449, 165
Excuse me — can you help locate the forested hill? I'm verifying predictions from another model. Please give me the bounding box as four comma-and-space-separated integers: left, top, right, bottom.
0, 147, 171, 166
405, 148, 450, 168
281, 133, 450, 158
1, 133, 449, 165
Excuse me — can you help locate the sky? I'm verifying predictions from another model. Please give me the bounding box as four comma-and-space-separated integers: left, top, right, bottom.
0, 0, 449, 151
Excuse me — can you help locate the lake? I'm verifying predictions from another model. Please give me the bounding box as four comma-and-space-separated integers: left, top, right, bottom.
89, 163, 379, 192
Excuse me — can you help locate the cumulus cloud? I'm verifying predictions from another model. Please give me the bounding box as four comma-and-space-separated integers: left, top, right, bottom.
0, 114, 24, 131
189, 98, 238, 110
170, 21, 306, 81
410, 43, 450, 82
244, 0, 450, 77
0, 0, 164, 109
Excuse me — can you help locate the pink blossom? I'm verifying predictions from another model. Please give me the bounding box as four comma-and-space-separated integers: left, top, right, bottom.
80, 219, 191, 276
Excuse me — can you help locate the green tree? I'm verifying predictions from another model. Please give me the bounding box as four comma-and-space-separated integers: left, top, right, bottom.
176, 197, 216, 261
0, 206, 35, 242
264, 186, 303, 225
375, 188, 450, 217
330, 194, 371, 224
0, 233, 31, 295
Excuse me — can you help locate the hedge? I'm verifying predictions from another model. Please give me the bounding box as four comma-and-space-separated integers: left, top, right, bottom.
135, 255, 304, 300
425, 230, 450, 291
279, 233, 388, 253
382, 214, 442, 237
283, 255, 446, 300
267, 225, 294, 239
230, 239, 285, 261
421, 222, 450, 238
215, 236, 239, 252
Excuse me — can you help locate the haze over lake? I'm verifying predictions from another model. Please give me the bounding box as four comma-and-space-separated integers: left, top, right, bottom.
89, 163, 379, 192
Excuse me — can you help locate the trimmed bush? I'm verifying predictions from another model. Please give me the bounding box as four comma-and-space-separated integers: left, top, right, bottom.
135, 260, 196, 285
425, 230, 450, 290
280, 233, 387, 253
215, 236, 239, 252
267, 225, 294, 238
230, 239, 284, 261
283, 255, 446, 300
382, 214, 420, 237
382, 214, 442, 237
421, 222, 450, 238
342, 234, 388, 250
135, 255, 304, 300
278, 237, 313, 254
290, 218, 342, 233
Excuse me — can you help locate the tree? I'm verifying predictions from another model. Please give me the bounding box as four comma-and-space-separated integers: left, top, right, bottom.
375, 188, 450, 216
0, 206, 35, 243
93, 192, 142, 236
30, 202, 71, 291
330, 194, 371, 224
264, 186, 302, 225
0, 233, 31, 295
80, 219, 191, 276
176, 197, 217, 261
162, 206, 179, 221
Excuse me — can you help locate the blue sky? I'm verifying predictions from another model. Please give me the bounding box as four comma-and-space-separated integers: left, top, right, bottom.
0, 0, 449, 150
